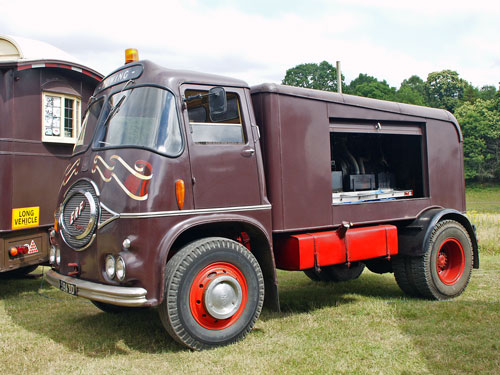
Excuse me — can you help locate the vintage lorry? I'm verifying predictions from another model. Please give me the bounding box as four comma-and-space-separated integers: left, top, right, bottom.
45, 52, 478, 349
0, 35, 102, 276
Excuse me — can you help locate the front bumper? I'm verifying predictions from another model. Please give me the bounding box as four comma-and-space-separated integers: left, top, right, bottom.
45, 269, 148, 307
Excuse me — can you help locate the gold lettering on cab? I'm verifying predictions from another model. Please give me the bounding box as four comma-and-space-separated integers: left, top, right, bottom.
12, 207, 40, 229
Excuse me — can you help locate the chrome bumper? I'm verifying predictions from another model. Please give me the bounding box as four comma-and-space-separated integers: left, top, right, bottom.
45, 269, 148, 307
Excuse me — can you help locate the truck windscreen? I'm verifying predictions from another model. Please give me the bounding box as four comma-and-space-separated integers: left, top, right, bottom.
95, 86, 183, 156
74, 98, 104, 154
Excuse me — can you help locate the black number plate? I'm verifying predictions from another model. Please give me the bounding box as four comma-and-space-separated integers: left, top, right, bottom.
59, 280, 77, 296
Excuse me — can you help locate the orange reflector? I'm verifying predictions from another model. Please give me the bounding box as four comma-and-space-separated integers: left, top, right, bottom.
9, 247, 18, 257
175, 179, 185, 210
125, 48, 139, 64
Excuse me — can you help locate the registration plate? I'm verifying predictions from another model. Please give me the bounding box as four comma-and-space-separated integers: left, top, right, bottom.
59, 280, 77, 296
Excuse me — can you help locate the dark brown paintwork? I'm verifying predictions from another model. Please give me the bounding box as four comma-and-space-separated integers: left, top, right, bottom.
251, 83, 466, 231
0, 60, 102, 272
50, 60, 471, 311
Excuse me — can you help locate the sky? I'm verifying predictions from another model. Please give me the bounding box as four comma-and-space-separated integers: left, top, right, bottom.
1, 0, 500, 88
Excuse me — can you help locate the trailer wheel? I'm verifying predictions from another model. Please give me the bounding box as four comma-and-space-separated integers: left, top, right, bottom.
392, 256, 421, 297
411, 220, 473, 300
303, 262, 365, 282
159, 237, 264, 350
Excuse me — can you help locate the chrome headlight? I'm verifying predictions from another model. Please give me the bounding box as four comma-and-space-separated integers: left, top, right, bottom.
55, 247, 61, 266
105, 255, 116, 279
116, 256, 126, 281
49, 245, 56, 265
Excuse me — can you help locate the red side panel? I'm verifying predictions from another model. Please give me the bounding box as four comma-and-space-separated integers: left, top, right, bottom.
274, 225, 398, 271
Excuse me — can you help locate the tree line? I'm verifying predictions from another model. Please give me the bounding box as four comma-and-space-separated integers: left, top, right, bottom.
282, 61, 500, 182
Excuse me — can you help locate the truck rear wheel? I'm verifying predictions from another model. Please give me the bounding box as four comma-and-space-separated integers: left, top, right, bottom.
303, 262, 365, 282
392, 256, 421, 297
411, 220, 473, 300
159, 237, 264, 350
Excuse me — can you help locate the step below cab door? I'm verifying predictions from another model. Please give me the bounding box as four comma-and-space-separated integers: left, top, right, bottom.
181, 85, 261, 209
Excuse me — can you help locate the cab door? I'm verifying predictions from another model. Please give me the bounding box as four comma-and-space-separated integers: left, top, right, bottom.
181, 85, 261, 209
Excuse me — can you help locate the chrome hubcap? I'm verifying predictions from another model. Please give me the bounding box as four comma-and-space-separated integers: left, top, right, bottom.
203, 275, 243, 319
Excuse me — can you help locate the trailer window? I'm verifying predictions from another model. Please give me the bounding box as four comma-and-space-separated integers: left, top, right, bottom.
42, 92, 81, 144
185, 89, 246, 144
95, 86, 183, 156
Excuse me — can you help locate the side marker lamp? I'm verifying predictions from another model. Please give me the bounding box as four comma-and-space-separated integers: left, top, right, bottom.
175, 179, 185, 210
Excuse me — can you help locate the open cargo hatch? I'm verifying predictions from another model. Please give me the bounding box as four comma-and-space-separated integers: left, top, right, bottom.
329, 119, 427, 204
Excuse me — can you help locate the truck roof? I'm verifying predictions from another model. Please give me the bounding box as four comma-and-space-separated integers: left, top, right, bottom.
102, 60, 249, 91
251, 83, 459, 131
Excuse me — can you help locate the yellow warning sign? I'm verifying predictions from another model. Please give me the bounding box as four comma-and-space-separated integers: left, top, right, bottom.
12, 206, 40, 229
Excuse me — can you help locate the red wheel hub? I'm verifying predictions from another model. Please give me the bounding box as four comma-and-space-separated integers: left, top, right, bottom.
436, 238, 465, 285
189, 262, 248, 330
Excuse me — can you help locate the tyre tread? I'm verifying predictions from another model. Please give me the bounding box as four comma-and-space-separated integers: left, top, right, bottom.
159, 237, 264, 350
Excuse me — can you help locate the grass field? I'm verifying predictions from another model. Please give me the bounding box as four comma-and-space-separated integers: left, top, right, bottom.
0, 186, 498, 375
466, 183, 500, 255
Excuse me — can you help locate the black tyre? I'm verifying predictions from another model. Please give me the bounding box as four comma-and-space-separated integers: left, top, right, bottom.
326, 262, 365, 282
364, 258, 392, 274
411, 220, 473, 300
159, 237, 264, 350
303, 268, 331, 282
392, 256, 421, 297
303, 262, 365, 282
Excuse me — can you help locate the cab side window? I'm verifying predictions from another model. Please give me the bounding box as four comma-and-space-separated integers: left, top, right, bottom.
185, 89, 246, 144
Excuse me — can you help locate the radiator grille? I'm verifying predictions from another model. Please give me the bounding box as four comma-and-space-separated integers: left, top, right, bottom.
60, 180, 99, 250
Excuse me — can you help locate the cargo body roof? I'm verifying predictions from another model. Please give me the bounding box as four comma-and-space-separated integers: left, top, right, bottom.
251, 83, 461, 140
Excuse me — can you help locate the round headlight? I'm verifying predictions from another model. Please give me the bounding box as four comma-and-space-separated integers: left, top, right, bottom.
49, 245, 56, 265
55, 247, 61, 266
116, 256, 126, 281
105, 255, 116, 279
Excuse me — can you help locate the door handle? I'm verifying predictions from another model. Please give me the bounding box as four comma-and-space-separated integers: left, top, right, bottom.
241, 148, 255, 157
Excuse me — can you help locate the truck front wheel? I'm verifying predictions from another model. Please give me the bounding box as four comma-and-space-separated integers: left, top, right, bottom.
159, 237, 264, 350
411, 220, 473, 300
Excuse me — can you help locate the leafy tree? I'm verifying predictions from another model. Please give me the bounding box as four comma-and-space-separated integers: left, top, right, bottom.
346, 73, 396, 100
455, 98, 500, 180
425, 70, 468, 111
463, 84, 480, 104
479, 85, 497, 101
282, 61, 345, 92
396, 75, 426, 105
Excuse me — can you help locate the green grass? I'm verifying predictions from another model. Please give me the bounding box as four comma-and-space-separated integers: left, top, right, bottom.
466, 183, 500, 213
466, 183, 500, 255
1, 258, 499, 375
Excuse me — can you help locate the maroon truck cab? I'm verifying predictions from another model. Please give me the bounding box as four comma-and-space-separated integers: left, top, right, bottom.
46, 56, 478, 350
0, 35, 102, 275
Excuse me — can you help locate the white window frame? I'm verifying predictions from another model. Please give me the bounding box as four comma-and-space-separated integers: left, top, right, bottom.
42, 91, 82, 144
